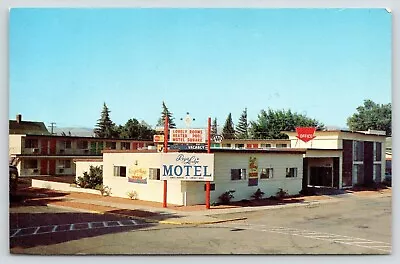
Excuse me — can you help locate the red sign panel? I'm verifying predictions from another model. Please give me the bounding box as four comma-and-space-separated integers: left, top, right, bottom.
296, 127, 316, 143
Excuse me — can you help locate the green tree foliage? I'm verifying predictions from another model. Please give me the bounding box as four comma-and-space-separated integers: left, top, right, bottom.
222, 113, 236, 139
236, 108, 249, 139
157, 101, 176, 129
76, 165, 103, 189
118, 118, 155, 140
347, 99, 391, 136
94, 103, 118, 138
211, 118, 218, 138
250, 109, 325, 139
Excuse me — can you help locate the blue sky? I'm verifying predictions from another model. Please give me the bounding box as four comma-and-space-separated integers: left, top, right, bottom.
9, 8, 392, 130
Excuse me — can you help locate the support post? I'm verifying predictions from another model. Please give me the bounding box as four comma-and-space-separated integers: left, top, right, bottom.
163, 116, 169, 208
206, 117, 211, 209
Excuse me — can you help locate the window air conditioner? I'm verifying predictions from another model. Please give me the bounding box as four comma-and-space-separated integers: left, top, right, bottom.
32, 168, 39, 173
59, 149, 65, 153
58, 168, 64, 173
32, 148, 39, 153
84, 149, 90, 153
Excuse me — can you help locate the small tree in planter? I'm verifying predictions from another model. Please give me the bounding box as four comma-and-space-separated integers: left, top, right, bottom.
77, 165, 103, 189
251, 188, 265, 200
127, 190, 138, 200
218, 190, 236, 205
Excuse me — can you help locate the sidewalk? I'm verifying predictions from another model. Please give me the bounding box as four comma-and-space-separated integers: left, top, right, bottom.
15, 186, 391, 225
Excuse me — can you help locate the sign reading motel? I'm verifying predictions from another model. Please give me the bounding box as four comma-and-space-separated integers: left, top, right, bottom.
169, 129, 206, 144
161, 153, 214, 181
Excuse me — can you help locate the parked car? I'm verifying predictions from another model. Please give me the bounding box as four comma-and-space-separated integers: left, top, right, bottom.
9, 165, 18, 196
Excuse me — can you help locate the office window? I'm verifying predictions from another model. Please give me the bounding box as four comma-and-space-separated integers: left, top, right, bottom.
121, 142, 131, 150
106, 141, 117, 150
149, 168, 161, 180
235, 144, 245, 149
260, 143, 272, 148
353, 141, 364, 161
231, 169, 247, 180
113, 166, 126, 177
25, 139, 38, 148
286, 168, 298, 178
276, 144, 288, 148
260, 168, 273, 179
77, 140, 89, 149
24, 159, 38, 169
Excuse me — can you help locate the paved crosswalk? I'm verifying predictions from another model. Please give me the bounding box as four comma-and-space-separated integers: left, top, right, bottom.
220, 223, 391, 253
10, 219, 145, 238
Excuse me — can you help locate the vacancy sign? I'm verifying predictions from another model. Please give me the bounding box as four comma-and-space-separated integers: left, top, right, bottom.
161, 153, 214, 181
296, 127, 316, 143
170, 129, 206, 143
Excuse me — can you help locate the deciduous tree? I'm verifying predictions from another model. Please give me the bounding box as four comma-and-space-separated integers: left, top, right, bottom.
347, 99, 391, 136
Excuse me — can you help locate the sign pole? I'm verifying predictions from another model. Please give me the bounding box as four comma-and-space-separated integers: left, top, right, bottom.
206, 117, 211, 209
163, 116, 168, 208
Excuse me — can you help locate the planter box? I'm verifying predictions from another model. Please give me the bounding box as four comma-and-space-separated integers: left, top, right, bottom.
32, 179, 101, 195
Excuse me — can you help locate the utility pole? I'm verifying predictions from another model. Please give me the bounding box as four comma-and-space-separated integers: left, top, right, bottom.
48, 122, 56, 135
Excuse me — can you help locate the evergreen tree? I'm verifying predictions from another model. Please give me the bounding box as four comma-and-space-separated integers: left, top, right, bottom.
236, 108, 249, 139
94, 103, 117, 138
211, 118, 218, 138
156, 101, 176, 129
222, 113, 235, 139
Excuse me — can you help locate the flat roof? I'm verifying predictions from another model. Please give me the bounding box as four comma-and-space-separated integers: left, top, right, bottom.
185, 148, 307, 154
17, 134, 154, 142
283, 130, 388, 137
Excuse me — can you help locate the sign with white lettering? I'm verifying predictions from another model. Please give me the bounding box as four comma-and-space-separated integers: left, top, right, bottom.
296, 127, 316, 143
169, 144, 207, 150
161, 153, 214, 181
170, 129, 206, 144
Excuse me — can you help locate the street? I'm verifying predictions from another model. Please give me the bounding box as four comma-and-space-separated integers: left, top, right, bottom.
10, 193, 391, 255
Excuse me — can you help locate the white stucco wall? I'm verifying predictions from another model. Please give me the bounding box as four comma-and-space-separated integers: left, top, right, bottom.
100, 151, 304, 206
9, 135, 23, 155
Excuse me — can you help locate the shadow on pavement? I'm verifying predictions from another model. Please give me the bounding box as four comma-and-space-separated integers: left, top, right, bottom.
10, 212, 155, 251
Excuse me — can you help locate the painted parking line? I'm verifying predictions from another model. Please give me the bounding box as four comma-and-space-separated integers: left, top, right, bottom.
10, 219, 148, 238
219, 223, 391, 253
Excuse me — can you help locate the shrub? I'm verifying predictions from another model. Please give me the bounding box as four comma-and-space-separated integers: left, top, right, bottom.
218, 190, 235, 205
276, 188, 288, 199
127, 190, 138, 200
77, 165, 103, 189
96, 184, 111, 196
251, 188, 265, 200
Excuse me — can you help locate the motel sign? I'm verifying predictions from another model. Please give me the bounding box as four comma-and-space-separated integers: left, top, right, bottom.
161, 153, 214, 181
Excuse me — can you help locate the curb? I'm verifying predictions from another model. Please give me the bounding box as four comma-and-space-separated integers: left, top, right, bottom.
46, 203, 247, 225
158, 217, 247, 225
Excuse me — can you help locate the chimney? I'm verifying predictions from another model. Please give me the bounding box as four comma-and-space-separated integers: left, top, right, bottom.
16, 114, 22, 123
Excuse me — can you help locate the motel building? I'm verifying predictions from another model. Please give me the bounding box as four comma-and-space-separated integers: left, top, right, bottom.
75, 127, 387, 206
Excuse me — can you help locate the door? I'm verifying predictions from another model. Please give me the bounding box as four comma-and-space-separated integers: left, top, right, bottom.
49, 160, 56, 175
40, 159, 48, 175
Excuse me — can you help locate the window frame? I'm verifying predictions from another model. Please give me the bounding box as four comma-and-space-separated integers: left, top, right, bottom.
25, 139, 39, 148
260, 168, 273, 179
231, 168, 247, 181
113, 166, 127, 177
285, 167, 298, 178
149, 168, 161, 180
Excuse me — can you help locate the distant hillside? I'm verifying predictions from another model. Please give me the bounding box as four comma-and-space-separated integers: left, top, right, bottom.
53, 127, 95, 137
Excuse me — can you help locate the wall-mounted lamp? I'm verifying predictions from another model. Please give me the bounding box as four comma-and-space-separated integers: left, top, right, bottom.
134, 160, 139, 166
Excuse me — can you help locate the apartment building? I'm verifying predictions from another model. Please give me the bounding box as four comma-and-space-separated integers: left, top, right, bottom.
9, 115, 154, 176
